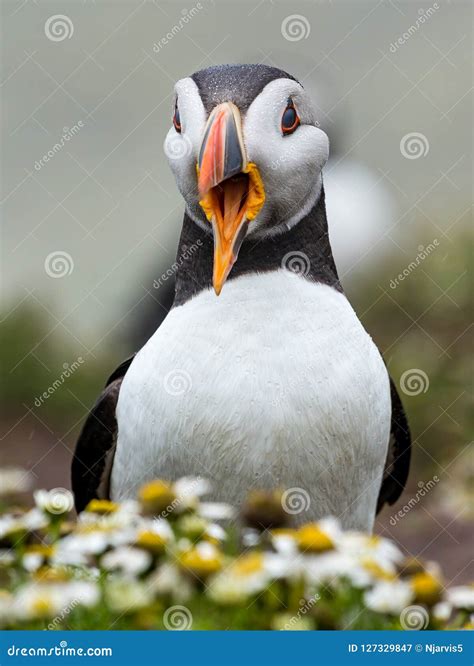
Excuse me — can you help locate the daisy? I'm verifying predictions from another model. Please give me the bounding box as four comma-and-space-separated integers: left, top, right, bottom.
207, 552, 279, 605
0, 468, 32, 497
178, 542, 223, 579
101, 546, 152, 576
148, 562, 193, 602
105, 579, 153, 614
410, 571, 443, 606
364, 580, 414, 615
445, 585, 474, 612
34, 489, 73, 517
53, 531, 109, 567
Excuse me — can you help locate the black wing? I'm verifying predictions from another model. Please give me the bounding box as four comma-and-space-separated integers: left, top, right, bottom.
376, 376, 411, 514
71, 356, 135, 513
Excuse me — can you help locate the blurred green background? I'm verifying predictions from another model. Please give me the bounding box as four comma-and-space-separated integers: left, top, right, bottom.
1, 0, 472, 582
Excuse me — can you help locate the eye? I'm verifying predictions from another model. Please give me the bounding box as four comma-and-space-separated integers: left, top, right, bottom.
281, 100, 300, 135
173, 102, 181, 133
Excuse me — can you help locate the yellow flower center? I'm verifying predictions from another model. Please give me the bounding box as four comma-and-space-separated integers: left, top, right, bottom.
296, 524, 334, 553
25, 544, 54, 557
271, 528, 297, 538
33, 566, 70, 582
85, 499, 119, 514
138, 480, 177, 514
135, 531, 166, 555
179, 548, 223, 578
31, 597, 54, 617
362, 557, 395, 581
411, 572, 442, 605
230, 552, 265, 576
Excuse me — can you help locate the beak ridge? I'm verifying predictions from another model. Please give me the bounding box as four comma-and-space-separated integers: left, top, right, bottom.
198, 102, 246, 197
197, 102, 265, 295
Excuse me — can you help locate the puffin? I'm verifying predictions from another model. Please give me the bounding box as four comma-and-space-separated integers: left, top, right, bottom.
72, 64, 411, 531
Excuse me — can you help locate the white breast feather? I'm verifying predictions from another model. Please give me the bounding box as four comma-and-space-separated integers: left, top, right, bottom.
113, 271, 391, 531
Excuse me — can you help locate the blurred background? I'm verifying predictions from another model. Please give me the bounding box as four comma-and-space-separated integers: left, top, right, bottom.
1, 0, 472, 582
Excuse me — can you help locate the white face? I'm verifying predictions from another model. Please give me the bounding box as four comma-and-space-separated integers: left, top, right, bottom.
164, 76, 329, 237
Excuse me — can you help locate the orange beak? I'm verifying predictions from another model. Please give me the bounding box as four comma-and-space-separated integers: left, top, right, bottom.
197, 102, 265, 295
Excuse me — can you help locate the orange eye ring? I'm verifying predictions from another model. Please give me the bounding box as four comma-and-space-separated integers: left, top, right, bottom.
281, 100, 300, 135
173, 103, 182, 133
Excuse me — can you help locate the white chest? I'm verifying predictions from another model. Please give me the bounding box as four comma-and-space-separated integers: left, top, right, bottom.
113, 271, 391, 530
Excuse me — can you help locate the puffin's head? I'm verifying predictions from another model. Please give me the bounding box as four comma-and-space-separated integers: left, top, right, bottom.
164, 64, 329, 294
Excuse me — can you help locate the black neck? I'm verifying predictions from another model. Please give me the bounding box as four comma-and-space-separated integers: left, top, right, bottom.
172, 187, 341, 307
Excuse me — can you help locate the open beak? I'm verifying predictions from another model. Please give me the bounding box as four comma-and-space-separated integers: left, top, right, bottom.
197, 102, 265, 295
